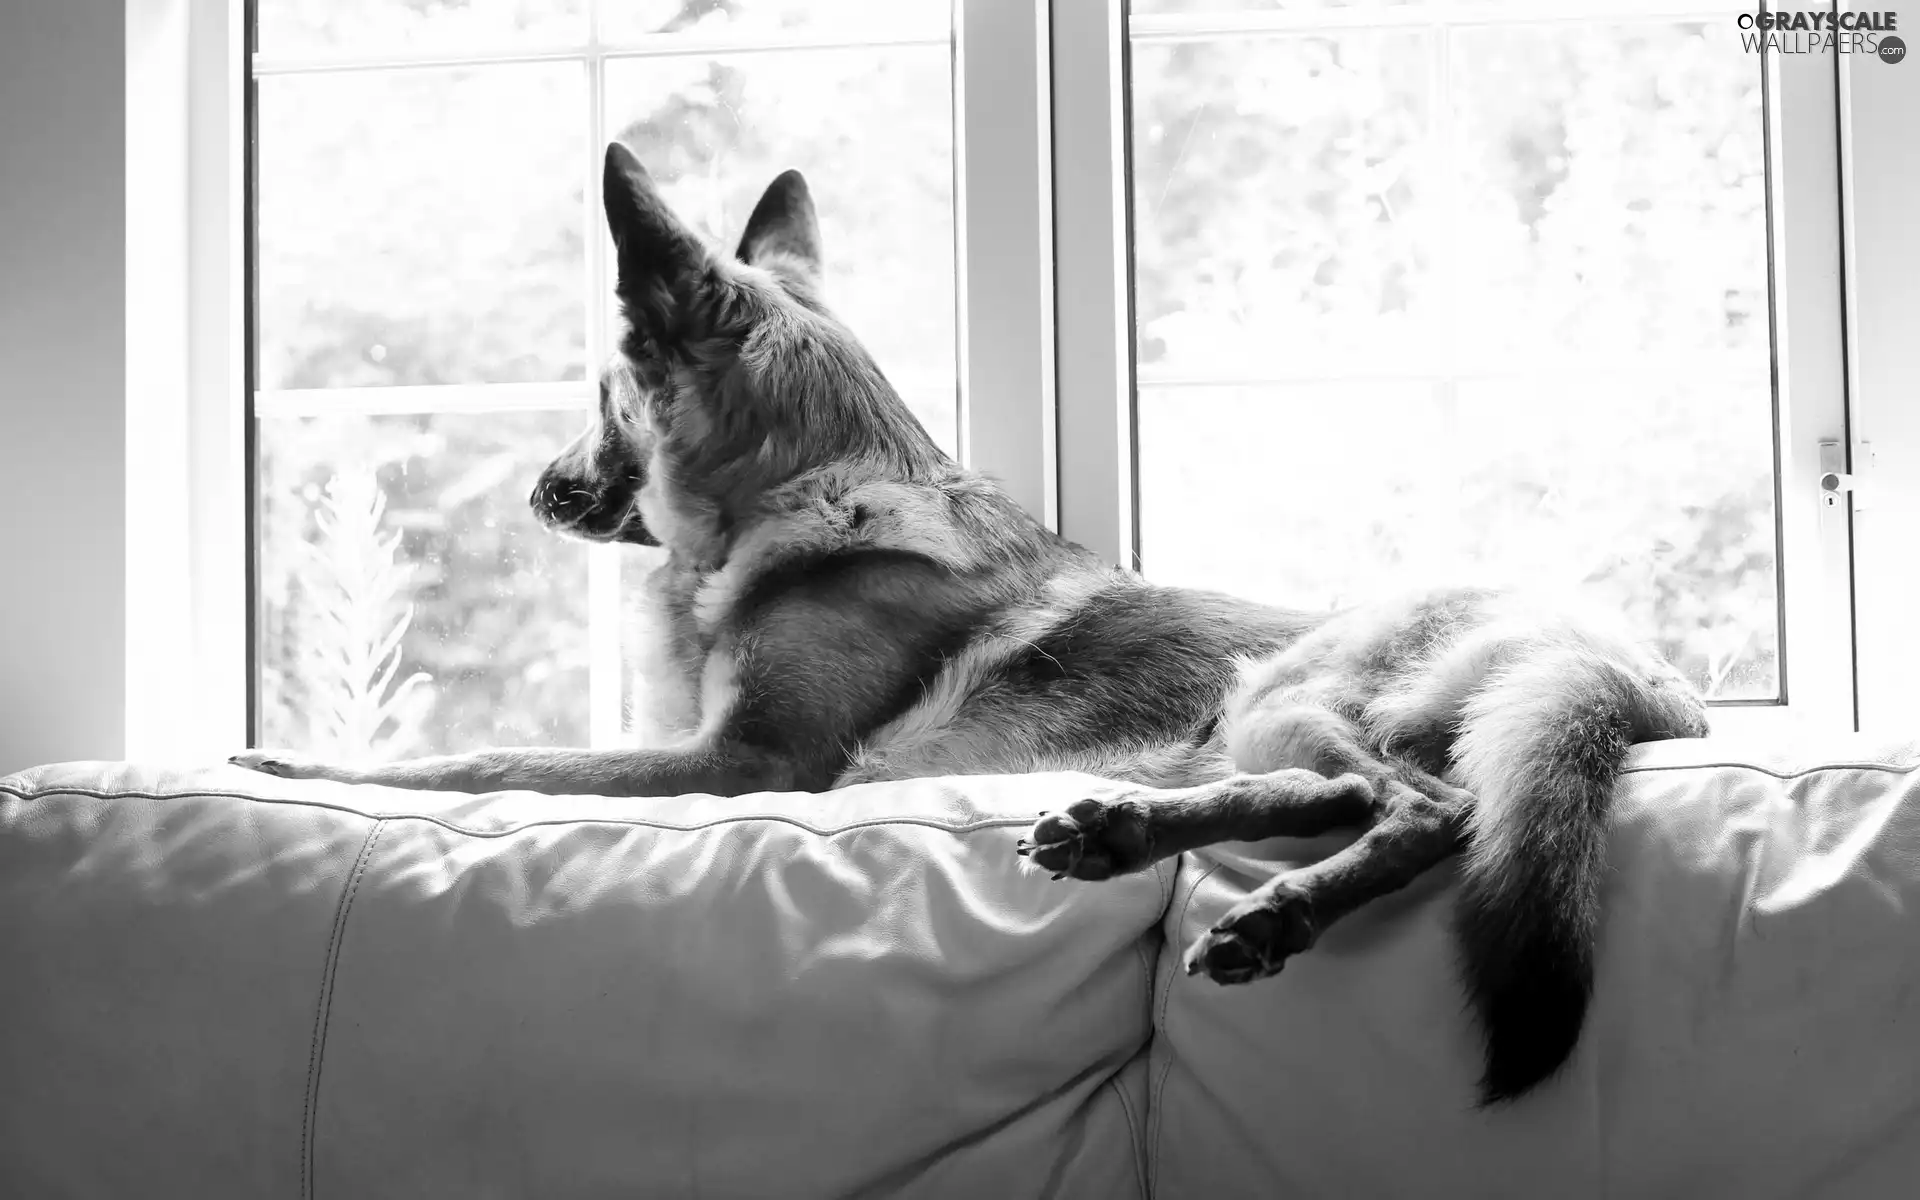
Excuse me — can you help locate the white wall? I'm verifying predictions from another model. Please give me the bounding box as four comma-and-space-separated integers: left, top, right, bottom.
0, 1, 128, 775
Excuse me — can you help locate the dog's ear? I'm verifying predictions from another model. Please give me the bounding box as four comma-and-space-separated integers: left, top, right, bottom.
603, 142, 722, 341
734, 169, 822, 293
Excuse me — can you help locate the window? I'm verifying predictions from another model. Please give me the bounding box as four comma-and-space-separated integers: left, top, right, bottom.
232, 0, 1890, 759
1127, 3, 1783, 702
1054, 0, 1855, 736
249, 0, 957, 756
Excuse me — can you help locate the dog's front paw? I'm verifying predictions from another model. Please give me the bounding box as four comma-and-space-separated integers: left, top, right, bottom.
1016, 794, 1154, 881
228, 750, 357, 782
1182, 882, 1317, 985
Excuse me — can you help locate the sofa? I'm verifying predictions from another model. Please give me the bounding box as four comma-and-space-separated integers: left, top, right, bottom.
1, 734, 1917, 1199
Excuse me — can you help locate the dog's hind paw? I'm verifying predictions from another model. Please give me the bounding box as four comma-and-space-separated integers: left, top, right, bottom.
1182, 883, 1317, 985
228, 750, 358, 783
1016, 795, 1154, 881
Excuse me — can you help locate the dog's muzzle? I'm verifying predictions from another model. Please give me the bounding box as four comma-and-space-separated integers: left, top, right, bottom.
531, 472, 592, 526
529, 471, 615, 531
528, 468, 655, 545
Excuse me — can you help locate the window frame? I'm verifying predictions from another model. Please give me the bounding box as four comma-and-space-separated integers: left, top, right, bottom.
1834, 11, 1920, 737
132, 0, 248, 764
167, 0, 1887, 755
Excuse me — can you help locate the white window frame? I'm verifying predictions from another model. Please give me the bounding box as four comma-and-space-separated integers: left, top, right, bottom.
1835, 0, 1920, 737
156, 0, 1909, 756
126, 0, 248, 766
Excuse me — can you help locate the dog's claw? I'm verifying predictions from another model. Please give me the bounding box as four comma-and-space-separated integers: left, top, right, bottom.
229, 752, 289, 777
227, 749, 358, 783
1050, 872, 1066, 881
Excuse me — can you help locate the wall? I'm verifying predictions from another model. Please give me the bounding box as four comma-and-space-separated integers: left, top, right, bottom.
0, 2, 127, 774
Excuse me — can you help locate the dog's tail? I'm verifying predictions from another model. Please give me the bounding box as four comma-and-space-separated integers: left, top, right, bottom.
1449, 643, 1706, 1106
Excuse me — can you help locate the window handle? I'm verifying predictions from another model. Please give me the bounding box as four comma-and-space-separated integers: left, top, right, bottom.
1818, 439, 1872, 510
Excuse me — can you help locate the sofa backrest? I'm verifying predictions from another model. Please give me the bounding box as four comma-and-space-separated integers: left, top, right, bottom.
1145, 735, 1920, 1200
8, 738, 1919, 1199
0, 764, 1166, 1200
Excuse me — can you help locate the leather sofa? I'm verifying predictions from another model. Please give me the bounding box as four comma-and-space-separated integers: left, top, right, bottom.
3, 735, 1916, 1198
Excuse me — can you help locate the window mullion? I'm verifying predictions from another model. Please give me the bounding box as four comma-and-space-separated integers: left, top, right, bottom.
1051, 0, 1136, 567
254, 381, 594, 417
583, 4, 625, 752
954, 0, 1057, 529
166, 0, 248, 762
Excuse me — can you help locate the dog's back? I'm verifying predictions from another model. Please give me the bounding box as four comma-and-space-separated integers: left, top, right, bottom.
838, 563, 1324, 787
619, 450, 1328, 789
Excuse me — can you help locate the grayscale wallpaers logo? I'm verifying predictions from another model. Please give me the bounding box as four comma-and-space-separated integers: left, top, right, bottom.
1739, 10, 1905, 60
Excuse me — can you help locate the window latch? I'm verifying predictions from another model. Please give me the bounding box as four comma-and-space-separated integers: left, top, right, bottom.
1818, 439, 1872, 510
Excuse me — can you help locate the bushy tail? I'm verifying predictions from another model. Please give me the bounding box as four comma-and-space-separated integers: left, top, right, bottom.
1449, 645, 1706, 1106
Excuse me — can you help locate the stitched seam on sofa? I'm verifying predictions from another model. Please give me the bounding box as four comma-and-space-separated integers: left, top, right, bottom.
1130, 858, 1175, 1026
26, 756, 1920, 834
1107, 1070, 1150, 1200
1124, 864, 1166, 1195
302, 819, 385, 1200
1131, 938, 1159, 1040
0, 785, 1044, 838
1617, 759, 1920, 780
1148, 861, 1222, 1200
10, 754, 1920, 812
1132, 858, 1175, 1067
854, 1055, 1129, 1196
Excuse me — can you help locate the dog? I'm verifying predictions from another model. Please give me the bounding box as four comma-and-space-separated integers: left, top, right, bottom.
233, 142, 1711, 1105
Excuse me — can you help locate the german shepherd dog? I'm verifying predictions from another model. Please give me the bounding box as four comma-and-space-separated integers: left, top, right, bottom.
233, 143, 1710, 1105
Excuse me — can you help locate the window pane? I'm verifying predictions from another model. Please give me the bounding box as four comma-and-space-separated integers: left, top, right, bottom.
257, 411, 593, 757
601, 0, 949, 43
1139, 381, 1778, 699
256, 64, 586, 390
257, 0, 584, 59
1131, 34, 1434, 374
604, 47, 959, 453
1448, 23, 1770, 367
252, 25, 962, 757
1128, 16, 1777, 700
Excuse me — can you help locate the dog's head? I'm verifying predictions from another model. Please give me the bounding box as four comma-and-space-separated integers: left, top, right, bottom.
529, 144, 944, 558
528, 358, 657, 545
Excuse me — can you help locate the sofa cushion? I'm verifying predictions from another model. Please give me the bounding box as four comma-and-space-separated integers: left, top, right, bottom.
1147, 734, 1920, 1199
0, 763, 1168, 1200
